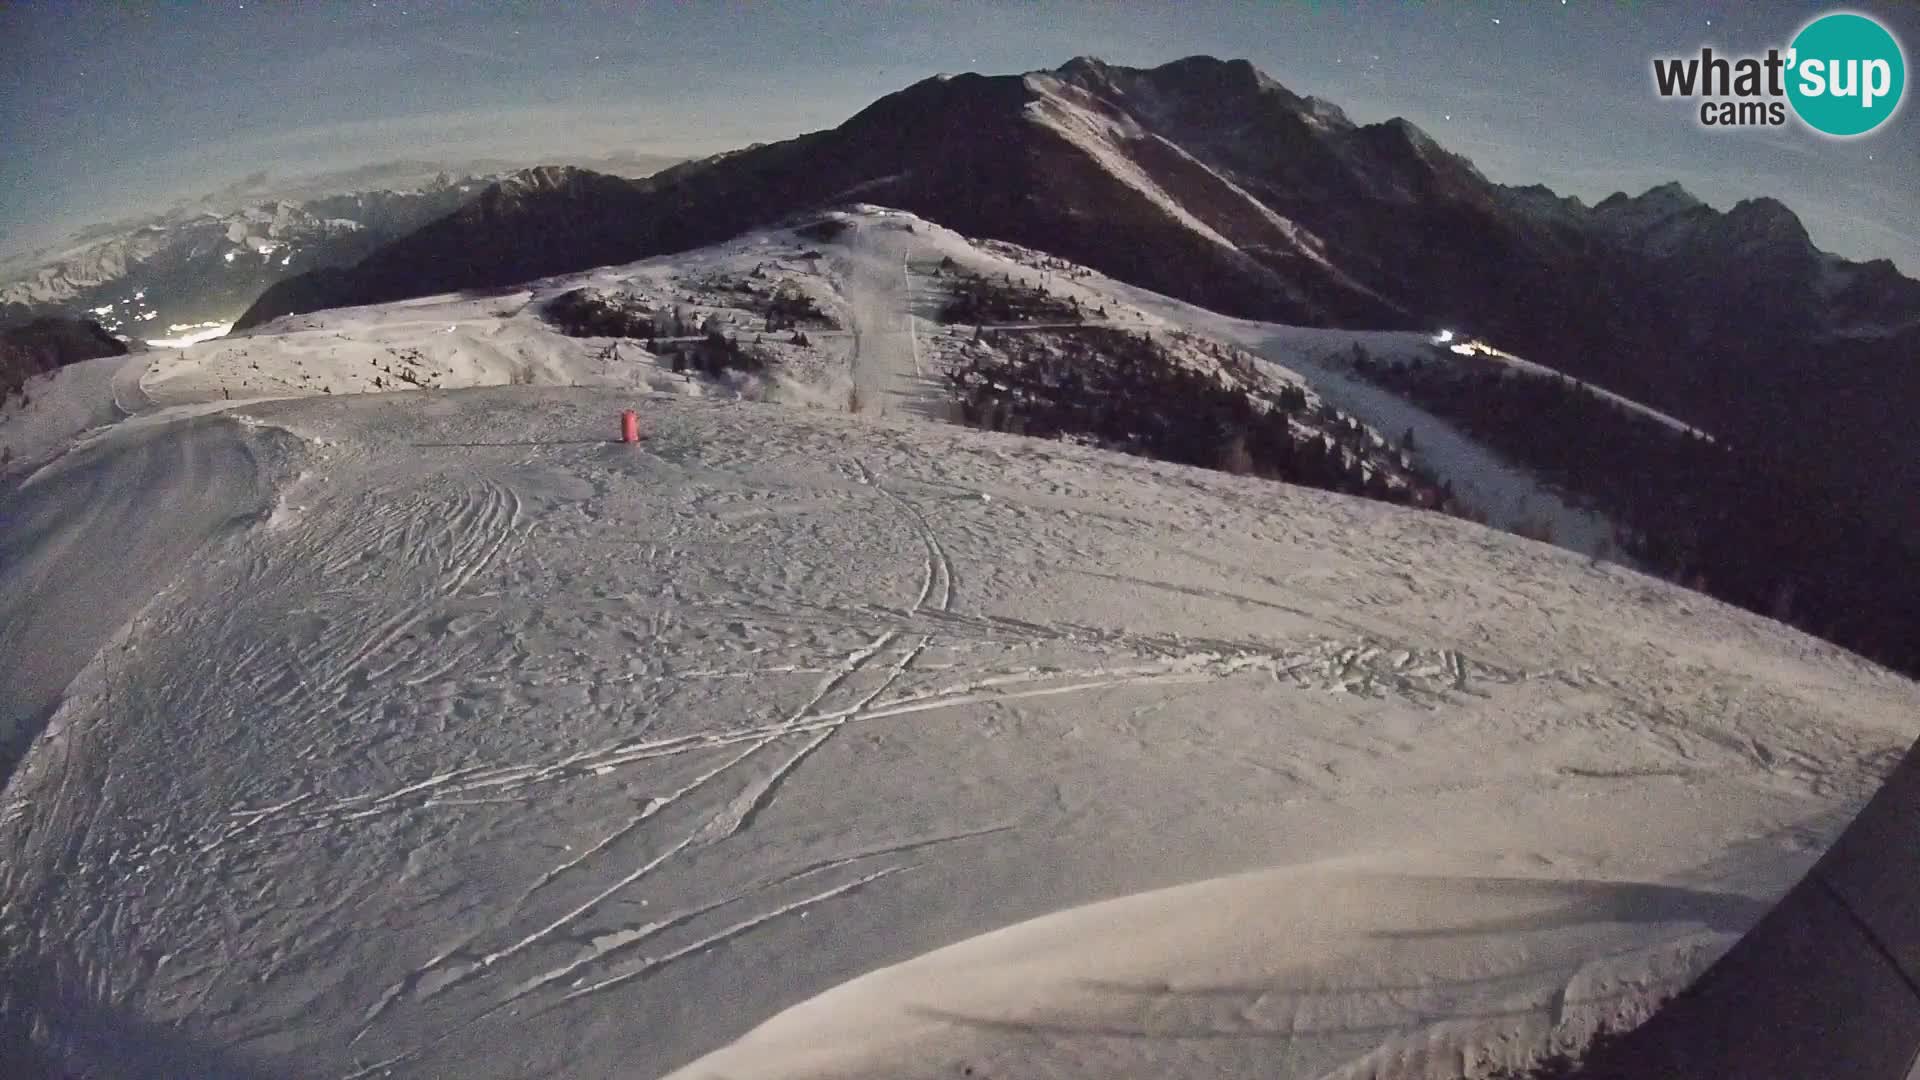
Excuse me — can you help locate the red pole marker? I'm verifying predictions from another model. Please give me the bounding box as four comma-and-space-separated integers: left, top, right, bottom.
620, 410, 639, 443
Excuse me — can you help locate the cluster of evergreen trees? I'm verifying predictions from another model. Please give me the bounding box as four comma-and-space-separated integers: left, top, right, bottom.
662, 327, 770, 378
543, 288, 775, 379
1354, 350, 1920, 677
794, 218, 851, 243
946, 325, 1453, 508
545, 279, 835, 342
688, 272, 833, 333
542, 289, 658, 339
939, 272, 1085, 326
761, 282, 831, 332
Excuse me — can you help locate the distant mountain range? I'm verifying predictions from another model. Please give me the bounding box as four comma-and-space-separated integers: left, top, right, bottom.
1, 176, 497, 340
224, 56, 1917, 534
0, 154, 686, 344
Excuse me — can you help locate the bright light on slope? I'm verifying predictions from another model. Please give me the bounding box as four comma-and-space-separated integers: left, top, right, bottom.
1432, 329, 1455, 344
148, 322, 235, 348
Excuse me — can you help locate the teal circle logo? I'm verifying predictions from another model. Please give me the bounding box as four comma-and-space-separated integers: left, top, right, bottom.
1787, 12, 1906, 136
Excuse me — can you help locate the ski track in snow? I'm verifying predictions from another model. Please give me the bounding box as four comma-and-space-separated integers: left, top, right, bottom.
9, 388, 1909, 1080
296, 452, 983, 1070
2, 210, 1917, 1080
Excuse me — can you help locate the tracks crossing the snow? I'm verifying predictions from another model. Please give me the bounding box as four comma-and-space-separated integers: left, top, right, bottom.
318, 459, 980, 1072
6, 388, 1894, 1080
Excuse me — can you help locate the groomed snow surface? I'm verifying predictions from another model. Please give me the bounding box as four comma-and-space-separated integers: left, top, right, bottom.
4, 210, 1918, 1080
0, 351, 152, 478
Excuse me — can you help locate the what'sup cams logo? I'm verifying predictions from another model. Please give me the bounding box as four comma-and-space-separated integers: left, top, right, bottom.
1653, 11, 1906, 136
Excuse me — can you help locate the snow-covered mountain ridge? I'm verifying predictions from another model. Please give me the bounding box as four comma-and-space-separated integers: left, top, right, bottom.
228, 56, 1920, 562
177, 211, 1626, 554
0, 177, 502, 342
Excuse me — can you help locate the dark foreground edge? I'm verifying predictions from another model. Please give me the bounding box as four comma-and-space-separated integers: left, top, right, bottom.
1540, 735, 1920, 1078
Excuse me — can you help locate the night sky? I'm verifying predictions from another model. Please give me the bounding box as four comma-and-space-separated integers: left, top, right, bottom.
3, 0, 1916, 272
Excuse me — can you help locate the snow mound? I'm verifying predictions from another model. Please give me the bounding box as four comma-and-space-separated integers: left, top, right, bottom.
671, 855, 1753, 1080
0, 351, 148, 478
3, 385, 1913, 1079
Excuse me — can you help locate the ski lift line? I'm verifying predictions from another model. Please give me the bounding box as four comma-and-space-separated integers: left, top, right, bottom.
904, 254, 922, 376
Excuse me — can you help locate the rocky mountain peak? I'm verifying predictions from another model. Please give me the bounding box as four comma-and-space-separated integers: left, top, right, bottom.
1595, 181, 1702, 216
1054, 55, 1113, 82
1722, 196, 1811, 248
496, 165, 597, 196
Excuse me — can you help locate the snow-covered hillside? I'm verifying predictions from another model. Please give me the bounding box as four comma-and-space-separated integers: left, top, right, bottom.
0, 351, 151, 476
985, 246, 1634, 559
1416, 334, 1712, 443
123, 209, 1621, 560
6, 385, 1917, 1079
5, 208, 1918, 1079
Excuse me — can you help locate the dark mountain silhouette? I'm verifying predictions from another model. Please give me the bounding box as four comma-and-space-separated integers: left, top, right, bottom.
1, 317, 128, 402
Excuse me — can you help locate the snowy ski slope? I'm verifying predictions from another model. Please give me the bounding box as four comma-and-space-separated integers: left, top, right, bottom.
3, 209, 1917, 1079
